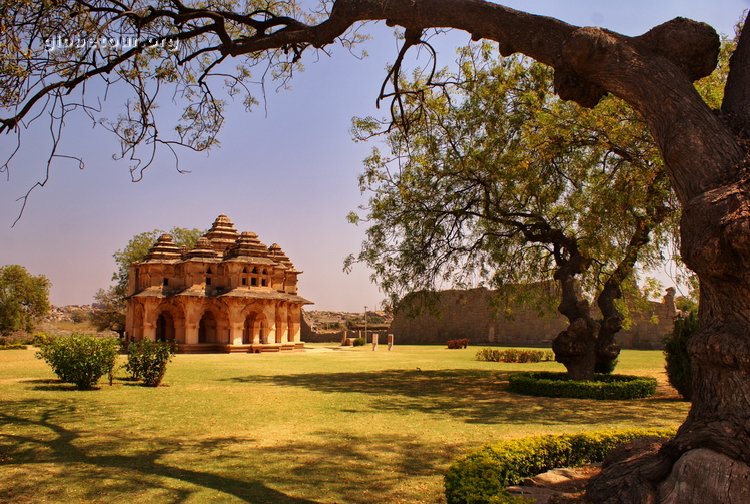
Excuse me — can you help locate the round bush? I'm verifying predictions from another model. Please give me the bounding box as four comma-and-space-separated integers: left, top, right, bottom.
664, 312, 696, 400
508, 371, 656, 400
125, 339, 176, 386
35, 333, 119, 389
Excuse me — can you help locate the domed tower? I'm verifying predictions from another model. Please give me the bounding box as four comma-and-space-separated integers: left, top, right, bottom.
204, 214, 239, 254
185, 237, 220, 259
145, 234, 181, 261
226, 231, 270, 259
268, 243, 302, 294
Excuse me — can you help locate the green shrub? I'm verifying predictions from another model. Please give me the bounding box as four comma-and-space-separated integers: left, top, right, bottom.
35, 333, 119, 389
125, 339, 176, 386
594, 355, 619, 374
664, 312, 696, 400
352, 337, 366, 347
33, 332, 53, 346
444, 428, 675, 504
508, 371, 656, 400
475, 348, 554, 363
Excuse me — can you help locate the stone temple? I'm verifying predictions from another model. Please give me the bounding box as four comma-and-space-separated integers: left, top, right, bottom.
125, 214, 311, 352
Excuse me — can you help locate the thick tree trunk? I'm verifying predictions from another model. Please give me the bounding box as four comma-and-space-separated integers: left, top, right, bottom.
595, 280, 624, 372
550, 249, 599, 381
587, 172, 750, 502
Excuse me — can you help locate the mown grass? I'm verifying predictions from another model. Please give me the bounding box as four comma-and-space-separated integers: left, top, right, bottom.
0, 345, 689, 503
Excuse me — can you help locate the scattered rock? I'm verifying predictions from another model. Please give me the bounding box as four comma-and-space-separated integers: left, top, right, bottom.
508, 465, 600, 503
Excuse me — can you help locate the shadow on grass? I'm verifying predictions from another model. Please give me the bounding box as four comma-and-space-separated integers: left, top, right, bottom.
226, 369, 688, 427
0, 399, 318, 503
0, 399, 458, 503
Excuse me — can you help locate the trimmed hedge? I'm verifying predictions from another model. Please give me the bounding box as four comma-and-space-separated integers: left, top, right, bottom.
508, 371, 656, 400
476, 348, 554, 363
664, 313, 696, 400
444, 428, 675, 504
0, 342, 27, 350
448, 339, 470, 349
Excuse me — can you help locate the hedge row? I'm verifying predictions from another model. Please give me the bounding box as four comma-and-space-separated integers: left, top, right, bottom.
0, 342, 27, 350
448, 339, 470, 349
444, 428, 675, 504
508, 372, 657, 400
476, 348, 554, 363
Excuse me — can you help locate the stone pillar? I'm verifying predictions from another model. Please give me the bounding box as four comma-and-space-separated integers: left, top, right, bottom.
276, 302, 288, 343
371, 333, 379, 351
143, 322, 156, 342
185, 323, 199, 344
387, 334, 394, 351
341, 330, 348, 346
230, 323, 244, 346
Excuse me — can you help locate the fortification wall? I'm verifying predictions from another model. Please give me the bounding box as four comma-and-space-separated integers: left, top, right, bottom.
391, 287, 675, 349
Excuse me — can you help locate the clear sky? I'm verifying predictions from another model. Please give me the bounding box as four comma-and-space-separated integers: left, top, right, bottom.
1, 1, 748, 311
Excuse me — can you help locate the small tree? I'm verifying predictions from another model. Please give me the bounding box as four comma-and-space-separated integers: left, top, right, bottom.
89, 286, 127, 338
0, 265, 50, 335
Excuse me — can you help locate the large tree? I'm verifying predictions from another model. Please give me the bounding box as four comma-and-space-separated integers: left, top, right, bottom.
0, 264, 50, 335
2, 1, 750, 500
348, 48, 675, 380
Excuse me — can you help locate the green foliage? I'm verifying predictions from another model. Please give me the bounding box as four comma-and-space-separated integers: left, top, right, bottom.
664, 312, 697, 400
348, 46, 675, 309
508, 372, 656, 400
0, 342, 27, 350
352, 337, 366, 347
444, 428, 675, 504
0, 264, 51, 335
594, 355, 619, 374
125, 339, 176, 387
35, 334, 119, 390
475, 348, 554, 363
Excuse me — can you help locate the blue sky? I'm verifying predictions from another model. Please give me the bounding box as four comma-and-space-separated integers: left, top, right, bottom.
1, 1, 748, 311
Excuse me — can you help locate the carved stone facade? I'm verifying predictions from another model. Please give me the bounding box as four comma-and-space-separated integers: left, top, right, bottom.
392, 287, 676, 349
125, 214, 311, 352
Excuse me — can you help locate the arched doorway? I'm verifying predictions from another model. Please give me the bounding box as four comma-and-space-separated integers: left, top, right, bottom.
156, 312, 175, 342
198, 311, 217, 343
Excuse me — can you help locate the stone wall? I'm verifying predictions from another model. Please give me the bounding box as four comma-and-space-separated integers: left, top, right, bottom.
391, 287, 675, 350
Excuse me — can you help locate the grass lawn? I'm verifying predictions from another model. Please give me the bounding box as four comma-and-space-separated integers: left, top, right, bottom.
0, 344, 689, 503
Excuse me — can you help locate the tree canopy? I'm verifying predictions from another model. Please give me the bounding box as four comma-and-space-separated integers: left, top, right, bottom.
0, 264, 51, 335
348, 46, 675, 378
